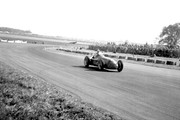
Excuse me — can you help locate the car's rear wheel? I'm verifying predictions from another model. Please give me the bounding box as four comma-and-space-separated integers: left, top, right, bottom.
84, 56, 90, 67
117, 60, 123, 72
98, 60, 104, 70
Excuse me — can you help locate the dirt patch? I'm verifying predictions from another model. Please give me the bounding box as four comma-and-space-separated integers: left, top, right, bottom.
0, 61, 124, 120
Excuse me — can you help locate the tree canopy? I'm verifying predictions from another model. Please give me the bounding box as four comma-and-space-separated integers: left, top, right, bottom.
159, 23, 180, 48
0, 27, 32, 34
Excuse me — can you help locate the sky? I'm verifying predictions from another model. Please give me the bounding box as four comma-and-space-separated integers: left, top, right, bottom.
0, 0, 180, 44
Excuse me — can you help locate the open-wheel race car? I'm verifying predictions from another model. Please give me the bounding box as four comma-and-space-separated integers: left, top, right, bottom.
84, 53, 123, 72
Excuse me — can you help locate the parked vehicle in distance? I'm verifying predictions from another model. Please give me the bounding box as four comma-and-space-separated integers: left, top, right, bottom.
84, 53, 123, 72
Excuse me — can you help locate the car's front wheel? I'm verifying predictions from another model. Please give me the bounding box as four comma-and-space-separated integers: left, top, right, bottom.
117, 60, 123, 72
84, 56, 90, 67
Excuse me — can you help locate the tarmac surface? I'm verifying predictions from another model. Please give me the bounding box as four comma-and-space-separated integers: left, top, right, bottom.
0, 43, 180, 120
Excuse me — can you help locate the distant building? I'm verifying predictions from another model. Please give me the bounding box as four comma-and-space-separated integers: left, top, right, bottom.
14, 40, 27, 43
15, 40, 22, 43
8, 40, 14, 43
0, 39, 27, 44
1, 40, 8, 42
22, 41, 27, 43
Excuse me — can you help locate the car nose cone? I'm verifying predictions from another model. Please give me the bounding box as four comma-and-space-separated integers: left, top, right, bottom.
108, 61, 118, 69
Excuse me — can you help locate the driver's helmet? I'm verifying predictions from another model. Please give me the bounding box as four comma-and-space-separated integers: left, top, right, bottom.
96, 49, 100, 54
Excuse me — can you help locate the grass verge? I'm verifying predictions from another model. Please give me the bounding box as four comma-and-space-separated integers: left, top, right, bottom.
0, 61, 124, 120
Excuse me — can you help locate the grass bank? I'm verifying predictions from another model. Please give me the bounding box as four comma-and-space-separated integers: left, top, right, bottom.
0, 61, 123, 120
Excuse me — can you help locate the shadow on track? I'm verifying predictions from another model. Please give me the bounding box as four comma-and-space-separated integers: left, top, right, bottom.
72, 65, 116, 72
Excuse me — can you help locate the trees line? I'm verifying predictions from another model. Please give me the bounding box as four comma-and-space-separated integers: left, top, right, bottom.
88, 44, 180, 58
88, 22, 180, 58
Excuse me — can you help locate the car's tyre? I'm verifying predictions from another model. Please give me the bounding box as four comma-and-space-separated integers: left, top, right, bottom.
117, 60, 123, 72
98, 60, 104, 70
84, 56, 90, 67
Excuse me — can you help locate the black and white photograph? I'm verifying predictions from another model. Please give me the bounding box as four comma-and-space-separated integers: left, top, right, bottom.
0, 0, 180, 120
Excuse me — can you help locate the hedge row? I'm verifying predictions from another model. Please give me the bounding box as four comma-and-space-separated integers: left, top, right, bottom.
56, 48, 180, 66
88, 44, 180, 58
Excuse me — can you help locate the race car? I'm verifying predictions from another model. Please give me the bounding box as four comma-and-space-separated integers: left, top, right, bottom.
84, 53, 123, 72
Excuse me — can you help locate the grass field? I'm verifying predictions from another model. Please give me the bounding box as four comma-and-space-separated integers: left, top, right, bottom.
0, 61, 123, 120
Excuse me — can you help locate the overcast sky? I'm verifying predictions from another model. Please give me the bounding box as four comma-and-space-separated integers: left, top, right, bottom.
0, 0, 180, 44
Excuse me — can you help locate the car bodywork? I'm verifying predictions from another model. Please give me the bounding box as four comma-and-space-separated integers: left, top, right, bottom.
84, 54, 123, 72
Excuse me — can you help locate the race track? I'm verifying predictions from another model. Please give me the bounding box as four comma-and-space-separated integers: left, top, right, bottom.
0, 43, 180, 120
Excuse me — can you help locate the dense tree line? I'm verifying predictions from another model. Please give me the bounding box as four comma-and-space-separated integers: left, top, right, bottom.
159, 23, 180, 48
89, 23, 180, 58
88, 43, 180, 58
0, 27, 32, 34
0, 27, 65, 40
